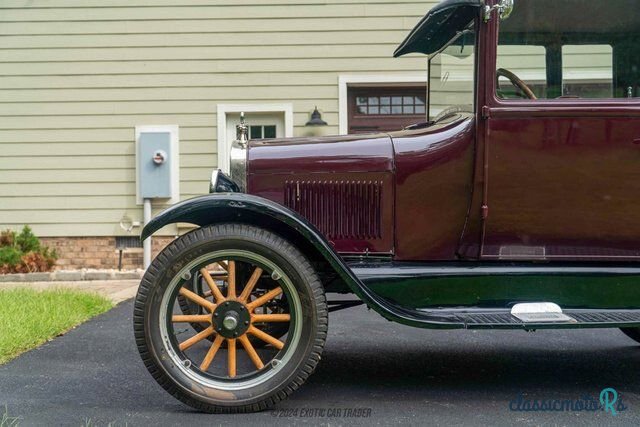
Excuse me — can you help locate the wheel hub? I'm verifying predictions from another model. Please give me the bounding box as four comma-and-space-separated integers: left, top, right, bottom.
164, 254, 297, 380
213, 300, 250, 338
223, 312, 238, 330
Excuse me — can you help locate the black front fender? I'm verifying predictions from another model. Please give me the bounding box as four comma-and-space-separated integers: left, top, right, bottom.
143, 193, 331, 245
142, 193, 460, 329
142, 193, 360, 286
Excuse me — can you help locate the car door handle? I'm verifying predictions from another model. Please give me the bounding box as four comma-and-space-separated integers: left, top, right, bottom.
633, 139, 640, 145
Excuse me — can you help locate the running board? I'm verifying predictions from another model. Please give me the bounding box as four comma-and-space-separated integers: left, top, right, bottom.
348, 261, 640, 329
414, 308, 640, 329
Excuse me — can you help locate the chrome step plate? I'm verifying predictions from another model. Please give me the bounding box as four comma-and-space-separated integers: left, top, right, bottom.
512, 312, 576, 323
511, 302, 576, 323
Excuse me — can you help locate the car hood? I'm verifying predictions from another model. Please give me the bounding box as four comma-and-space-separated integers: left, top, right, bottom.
247, 132, 394, 175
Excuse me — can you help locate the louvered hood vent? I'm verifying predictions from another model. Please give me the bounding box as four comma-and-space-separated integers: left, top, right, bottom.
284, 180, 383, 240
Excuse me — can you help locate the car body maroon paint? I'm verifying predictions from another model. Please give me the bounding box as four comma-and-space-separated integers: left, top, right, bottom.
390, 116, 476, 260
483, 110, 640, 260
137, 0, 640, 412
475, 0, 640, 261
247, 132, 395, 254
144, 0, 640, 309
220, 0, 640, 266
247, 116, 477, 260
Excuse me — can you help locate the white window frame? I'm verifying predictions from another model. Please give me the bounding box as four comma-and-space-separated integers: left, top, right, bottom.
338, 73, 428, 135
217, 103, 294, 173
134, 125, 180, 205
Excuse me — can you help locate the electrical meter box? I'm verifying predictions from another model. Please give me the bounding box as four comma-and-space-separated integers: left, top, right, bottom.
135, 126, 179, 204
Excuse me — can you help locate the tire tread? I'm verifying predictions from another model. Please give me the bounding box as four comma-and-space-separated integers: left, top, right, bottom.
133, 223, 327, 414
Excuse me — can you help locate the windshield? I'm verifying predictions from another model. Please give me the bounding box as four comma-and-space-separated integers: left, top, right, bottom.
427, 31, 476, 121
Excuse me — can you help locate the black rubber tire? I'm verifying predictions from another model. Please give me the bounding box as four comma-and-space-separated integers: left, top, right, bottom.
620, 328, 640, 344
133, 224, 328, 413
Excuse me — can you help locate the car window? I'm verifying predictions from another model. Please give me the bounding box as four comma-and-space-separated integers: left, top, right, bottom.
428, 30, 476, 120
496, 45, 546, 99
495, 0, 640, 100
561, 45, 613, 98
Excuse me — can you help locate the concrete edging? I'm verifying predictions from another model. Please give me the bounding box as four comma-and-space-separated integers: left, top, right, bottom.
0, 269, 144, 283
0, 279, 141, 304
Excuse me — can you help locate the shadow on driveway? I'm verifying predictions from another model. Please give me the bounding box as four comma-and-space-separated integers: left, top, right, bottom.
1, 297, 639, 426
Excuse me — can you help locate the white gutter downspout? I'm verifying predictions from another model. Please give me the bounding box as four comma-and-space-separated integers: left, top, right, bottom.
143, 198, 152, 269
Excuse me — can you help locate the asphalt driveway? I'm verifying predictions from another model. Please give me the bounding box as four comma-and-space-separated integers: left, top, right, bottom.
1, 296, 639, 426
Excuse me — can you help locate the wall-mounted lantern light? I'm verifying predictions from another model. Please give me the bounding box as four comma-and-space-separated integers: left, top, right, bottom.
305, 106, 328, 126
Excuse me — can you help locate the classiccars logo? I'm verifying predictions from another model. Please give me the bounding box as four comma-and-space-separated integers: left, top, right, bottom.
509, 388, 628, 416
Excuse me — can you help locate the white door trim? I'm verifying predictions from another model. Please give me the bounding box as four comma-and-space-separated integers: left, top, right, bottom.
338, 73, 427, 135
217, 103, 294, 173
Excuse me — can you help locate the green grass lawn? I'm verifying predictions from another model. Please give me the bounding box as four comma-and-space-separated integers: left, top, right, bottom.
0, 288, 113, 364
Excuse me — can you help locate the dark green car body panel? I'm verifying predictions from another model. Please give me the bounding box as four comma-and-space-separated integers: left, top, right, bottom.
356, 264, 640, 310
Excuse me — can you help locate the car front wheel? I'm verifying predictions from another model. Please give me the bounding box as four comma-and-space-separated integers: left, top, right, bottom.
134, 224, 328, 413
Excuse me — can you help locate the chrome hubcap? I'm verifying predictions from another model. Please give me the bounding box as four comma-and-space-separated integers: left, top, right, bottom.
223, 313, 238, 330
212, 299, 251, 338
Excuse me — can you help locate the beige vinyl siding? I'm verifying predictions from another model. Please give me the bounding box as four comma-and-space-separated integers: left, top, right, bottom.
0, 0, 435, 237
563, 45, 613, 81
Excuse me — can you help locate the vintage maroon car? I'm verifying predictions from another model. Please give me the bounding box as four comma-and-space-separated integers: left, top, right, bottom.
135, 0, 640, 413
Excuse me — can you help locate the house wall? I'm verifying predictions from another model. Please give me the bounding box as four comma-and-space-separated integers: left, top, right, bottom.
0, 1, 614, 269
0, 0, 434, 254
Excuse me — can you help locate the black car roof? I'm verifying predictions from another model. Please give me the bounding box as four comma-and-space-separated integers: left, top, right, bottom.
393, 0, 481, 58
395, 0, 640, 57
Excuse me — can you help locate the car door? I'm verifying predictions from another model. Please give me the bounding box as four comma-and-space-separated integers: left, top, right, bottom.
481, 0, 640, 260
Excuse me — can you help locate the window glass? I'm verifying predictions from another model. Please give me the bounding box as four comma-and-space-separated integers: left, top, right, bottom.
497, 45, 546, 98
249, 126, 262, 139
249, 125, 277, 139
263, 125, 276, 139
353, 93, 426, 115
496, 0, 640, 100
347, 85, 427, 133
428, 32, 476, 119
562, 45, 613, 98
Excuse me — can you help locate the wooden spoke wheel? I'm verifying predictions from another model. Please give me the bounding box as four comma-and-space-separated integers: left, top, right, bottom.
176, 264, 290, 347
170, 259, 293, 377
134, 224, 327, 413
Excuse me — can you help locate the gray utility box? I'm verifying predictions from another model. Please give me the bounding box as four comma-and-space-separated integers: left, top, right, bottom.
135, 126, 179, 204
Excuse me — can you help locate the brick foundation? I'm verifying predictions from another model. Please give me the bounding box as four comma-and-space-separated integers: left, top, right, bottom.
40, 236, 175, 270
